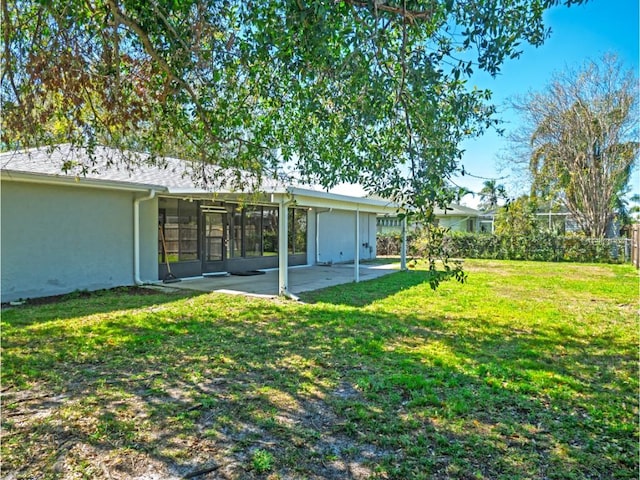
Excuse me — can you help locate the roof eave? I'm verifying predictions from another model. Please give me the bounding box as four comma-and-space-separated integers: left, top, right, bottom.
277, 187, 402, 214
1, 170, 168, 193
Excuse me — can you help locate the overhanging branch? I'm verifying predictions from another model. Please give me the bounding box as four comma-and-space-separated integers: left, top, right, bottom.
342, 0, 435, 23
105, 0, 220, 145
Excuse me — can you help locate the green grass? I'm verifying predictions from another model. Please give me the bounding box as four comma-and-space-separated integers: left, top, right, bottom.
252, 448, 274, 473
2, 260, 637, 479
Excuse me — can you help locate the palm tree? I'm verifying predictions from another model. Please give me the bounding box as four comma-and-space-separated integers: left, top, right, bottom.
517, 56, 638, 238
478, 179, 507, 211
529, 101, 637, 237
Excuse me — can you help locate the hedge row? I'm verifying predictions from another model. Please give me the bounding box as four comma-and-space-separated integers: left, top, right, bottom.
377, 232, 630, 264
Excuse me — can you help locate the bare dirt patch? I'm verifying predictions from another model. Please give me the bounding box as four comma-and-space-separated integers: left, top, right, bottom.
1, 376, 390, 479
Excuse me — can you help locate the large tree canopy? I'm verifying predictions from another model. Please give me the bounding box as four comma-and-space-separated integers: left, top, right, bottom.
2, 0, 585, 210
509, 54, 638, 237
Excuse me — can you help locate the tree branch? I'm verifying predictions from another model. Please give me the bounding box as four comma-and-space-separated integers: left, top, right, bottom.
342, 0, 435, 24
1, 0, 23, 108
105, 0, 220, 145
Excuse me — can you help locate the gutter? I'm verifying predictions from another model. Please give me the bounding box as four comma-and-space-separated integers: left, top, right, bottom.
286, 186, 399, 210
134, 189, 156, 285
1, 170, 164, 193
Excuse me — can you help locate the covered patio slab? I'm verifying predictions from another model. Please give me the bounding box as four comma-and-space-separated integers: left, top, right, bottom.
157, 261, 400, 298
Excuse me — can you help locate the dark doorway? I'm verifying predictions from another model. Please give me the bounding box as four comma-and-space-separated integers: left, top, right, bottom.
202, 211, 227, 273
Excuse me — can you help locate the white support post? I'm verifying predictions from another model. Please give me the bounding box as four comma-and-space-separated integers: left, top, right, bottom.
278, 199, 289, 296
400, 215, 407, 270
355, 207, 360, 283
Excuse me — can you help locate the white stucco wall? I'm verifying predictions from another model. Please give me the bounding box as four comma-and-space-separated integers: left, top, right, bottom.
139, 195, 159, 281
316, 210, 377, 264
438, 216, 479, 233
359, 212, 377, 260
1, 181, 158, 302
306, 209, 317, 266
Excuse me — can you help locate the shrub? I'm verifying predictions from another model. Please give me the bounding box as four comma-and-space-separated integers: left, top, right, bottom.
252, 449, 274, 473
440, 232, 626, 263
379, 231, 629, 264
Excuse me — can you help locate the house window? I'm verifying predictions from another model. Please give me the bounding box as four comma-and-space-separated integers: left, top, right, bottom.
230, 207, 243, 258
263, 207, 278, 256
228, 204, 280, 257
288, 208, 307, 254
159, 198, 198, 262
245, 206, 263, 257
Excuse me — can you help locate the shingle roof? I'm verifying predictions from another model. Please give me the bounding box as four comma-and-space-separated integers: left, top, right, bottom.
0, 144, 402, 212
0, 144, 287, 193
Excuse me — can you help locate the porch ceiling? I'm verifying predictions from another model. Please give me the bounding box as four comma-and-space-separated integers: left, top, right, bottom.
161, 188, 402, 215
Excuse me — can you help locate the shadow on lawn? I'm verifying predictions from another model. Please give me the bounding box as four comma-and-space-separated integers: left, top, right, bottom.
300, 269, 440, 307
1, 287, 198, 326
2, 289, 637, 479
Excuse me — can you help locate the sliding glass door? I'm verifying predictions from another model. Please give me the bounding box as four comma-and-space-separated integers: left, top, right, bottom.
202, 212, 226, 272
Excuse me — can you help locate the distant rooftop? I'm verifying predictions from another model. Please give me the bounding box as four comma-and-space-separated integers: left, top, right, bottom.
433, 203, 483, 216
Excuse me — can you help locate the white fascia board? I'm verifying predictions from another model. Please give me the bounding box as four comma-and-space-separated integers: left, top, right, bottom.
163, 187, 250, 195
1, 170, 168, 193
283, 187, 402, 214
163, 186, 402, 214
163, 187, 215, 195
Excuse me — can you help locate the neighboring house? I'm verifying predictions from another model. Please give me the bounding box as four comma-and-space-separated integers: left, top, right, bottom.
468, 208, 583, 235
1, 145, 400, 302
477, 207, 603, 236
434, 204, 482, 233
377, 204, 483, 234
534, 210, 581, 234
478, 211, 496, 233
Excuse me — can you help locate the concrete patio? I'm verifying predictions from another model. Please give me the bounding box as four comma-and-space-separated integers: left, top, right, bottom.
155, 261, 401, 298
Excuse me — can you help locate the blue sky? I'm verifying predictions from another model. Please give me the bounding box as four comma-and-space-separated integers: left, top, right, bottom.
455, 0, 640, 207
332, 0, 639, 205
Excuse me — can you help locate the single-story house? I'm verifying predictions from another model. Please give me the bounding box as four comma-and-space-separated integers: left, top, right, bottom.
377, 203, 484, 234
434, 204, 483, 233
1, 145, 402, 302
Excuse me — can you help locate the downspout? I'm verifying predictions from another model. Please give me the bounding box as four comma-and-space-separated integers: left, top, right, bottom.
134, 189, 156, 285
367, 213, 372, 259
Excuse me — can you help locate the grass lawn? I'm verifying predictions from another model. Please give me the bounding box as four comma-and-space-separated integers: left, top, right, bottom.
1, 260, 637, 479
